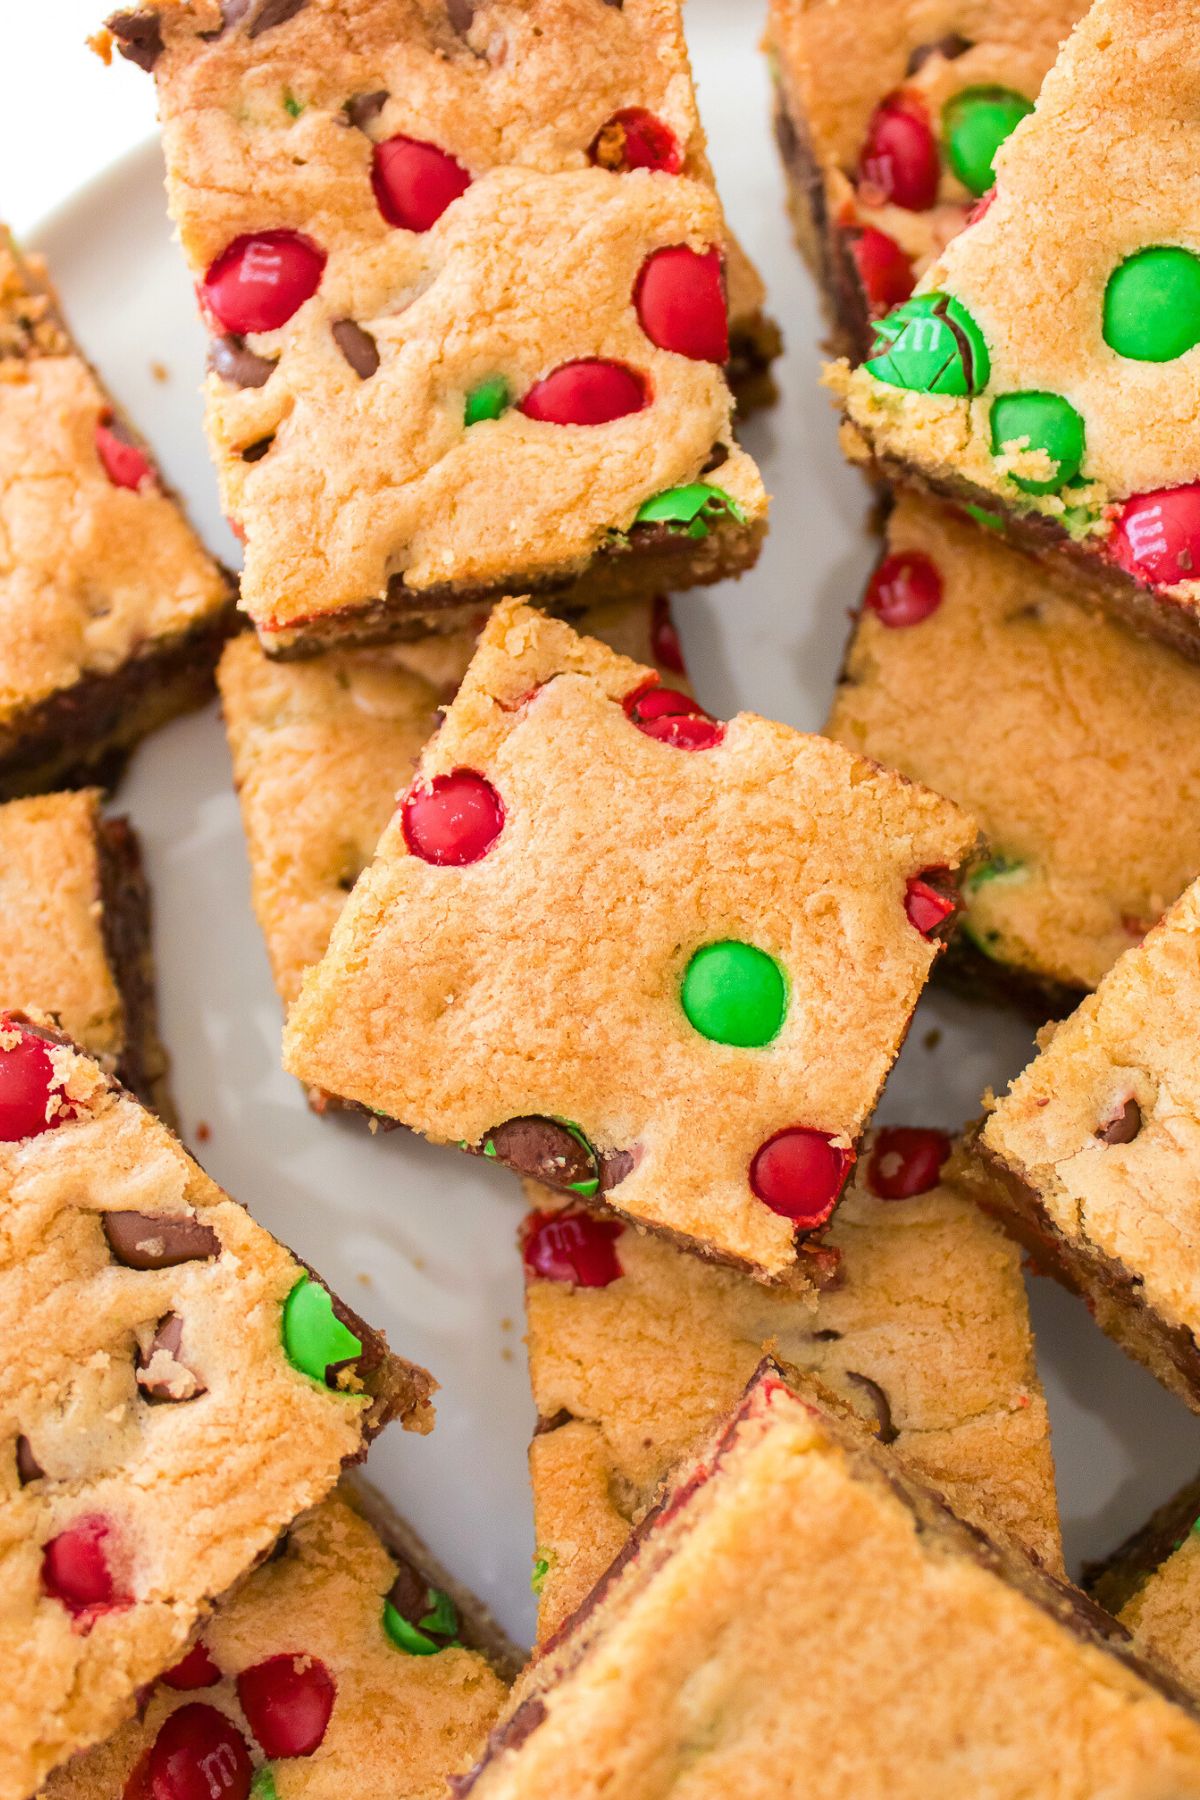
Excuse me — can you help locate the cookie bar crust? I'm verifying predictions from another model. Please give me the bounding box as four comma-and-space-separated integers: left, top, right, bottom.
0, 1020, 433, 1798
524, 1126, 1061, 1639
767, 0, 1083, 360
44, 1486, 513, 1800
460, 1366, 1200, 1800
103, 0, 767, 653
834, 0, 1200, 652
1083, 1471, 1200, 1700
0, 791, 170, 1115
0, 228, 237, 796
283, 599, 977, 1286
959, 877, 1200, 1415
827, 494, 1200, 1003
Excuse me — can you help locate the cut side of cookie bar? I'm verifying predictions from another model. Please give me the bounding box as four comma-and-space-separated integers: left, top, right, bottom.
219, 595, 690, 1021
0, 791, 171, 1116
284, 599, 977, 1285
832, 0, 1200, 658
0, 1020, 433, 1800
0, 227, 236, 797
827, 494, 1200, 1011
43, 1484, 516, 1800
1085, 1471, 1200, 1696
960, 877, 1200, 1414
459, 1365, 1200, 1800
524, 1124, 1060, 1639
102, 0, 769, 653
766, 0, 1083, 359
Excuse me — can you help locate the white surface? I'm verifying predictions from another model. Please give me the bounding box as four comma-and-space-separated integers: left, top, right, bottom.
19, 2, 1200, 1647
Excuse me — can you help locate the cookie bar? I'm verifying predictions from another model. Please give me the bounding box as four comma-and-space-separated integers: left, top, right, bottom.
1085, 1472, 1200, 1695
766, 0, 1082, 358
524, 1124, 1060, 1639
219, 595, 690, 1020
0, 791, 171, 1116
0, 1018, 433, 1798
44, 1484, 516, 1800
832, 0, 1200, 659
827, 494, 1200, 1010
0, 227, 236, 796
100, 0, 769, 654
960, 876, 1200, 1414
459, 1365, 1200, 1800
283, 599, 977, 1285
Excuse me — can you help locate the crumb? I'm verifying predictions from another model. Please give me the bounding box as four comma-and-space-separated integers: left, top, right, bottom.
500, 1317, 513, 1332
501, 1346, 513, 1362
923, 1027, 942, 1050
356, 1271, 373, 1288
412, 1254, 426, 1271
150, 361, 170, 384
194, 1121, 211, 1143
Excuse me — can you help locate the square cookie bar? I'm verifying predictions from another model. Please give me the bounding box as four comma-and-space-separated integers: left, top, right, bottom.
0, 791, 170, 1115
44, 1485, 516, 1800
283, 600, 978, 1286
827, 495, 1200, 1010
523, 1124, 1060, 1640
766, 0, 1083, 358
832, 0, 1200, 659
102, 0, 768, 653
0, 227, 236, 797
458, 1366, 1200, 1800
219, 595, 689, 1019
0, 1020, 433, 1799
961, 876, 1200, 1414
1086, 1471, 1200, 1697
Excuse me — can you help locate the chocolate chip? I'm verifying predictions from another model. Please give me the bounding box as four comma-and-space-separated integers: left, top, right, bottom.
103, 1211, 221, 1271
208, 335, 277, 389
906, 33, 974, 74
331, 319, 380, 379
845, 1372, 898, 1445
1097, 1097, 1142, 1146
598, 1147, 637, 1191
220, 0, 308, 36
387, 1558, 433, 1626
482, 1118, 599, 1194
15, 1435, 44, 1485
446, 0, 476, 32
241, 437, 274, 464
137, 1313, 206, 1403
702, 442, 729, 474
344, 90, 389, 131
107, 10, 165, 71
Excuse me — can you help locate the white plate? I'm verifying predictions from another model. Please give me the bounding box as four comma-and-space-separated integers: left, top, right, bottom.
31, 0, 1200, 1647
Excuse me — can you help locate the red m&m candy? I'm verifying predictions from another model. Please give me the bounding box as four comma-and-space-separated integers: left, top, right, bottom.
904, 871, 958, 938
857, 93, 940, 211
623, 682, 724, 750
41, 1515, 129, 1620
202, 231, 326, 335
867, 1126, 951, 1199
750, 1128, 855, 1227
372, 135, 472, 231
401, 769, 504, 866
634, 246, 728, 363
1113, 484, 1200, 588
865, 551, 943, 627
145, 1704, 252, 1800
0, 1027, 62, 1142
95, 417, 156, 492
237, 1653, 336, 1758
849, 226, 916, 314
523, 1209, 624, 1287
162, 1642, 222, 1691
519, 360, 649, 426
590, 108, 682, 174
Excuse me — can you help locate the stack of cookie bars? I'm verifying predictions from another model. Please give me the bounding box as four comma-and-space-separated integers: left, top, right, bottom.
1, 0, 1200, 1791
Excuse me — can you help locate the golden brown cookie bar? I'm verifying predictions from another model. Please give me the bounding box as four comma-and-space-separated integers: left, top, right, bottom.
832, 0, 1200, 659
283, 599, 977, 1285
43, 1485, 515, 1800
959, 877, 1200, 1415
219, 595, 690, 1023
1085, 1472, 1200, 1697
0, 227, 236, 797
99, 0, 769, 654
0, 791, 171, 1116
0, 1019, 433, 1799
766, 0, 1082, 359
826, 495, 1200, 1010
459, 1364, 1200, 1800
523, 1125, 1061, 1639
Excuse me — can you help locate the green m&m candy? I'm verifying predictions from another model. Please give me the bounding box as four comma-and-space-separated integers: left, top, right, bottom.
865, 293, 990, 396
942, 86, 1032, 196
989, 391, 1086, 493
633, 483, 746, 539
282, 1276, 362, 1384
681, 941, 787, 1049
384, 1566, 460, 1655
464, 376, 511, 425
1103, 247, 1200, 362
250, 1770, 279, 1800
